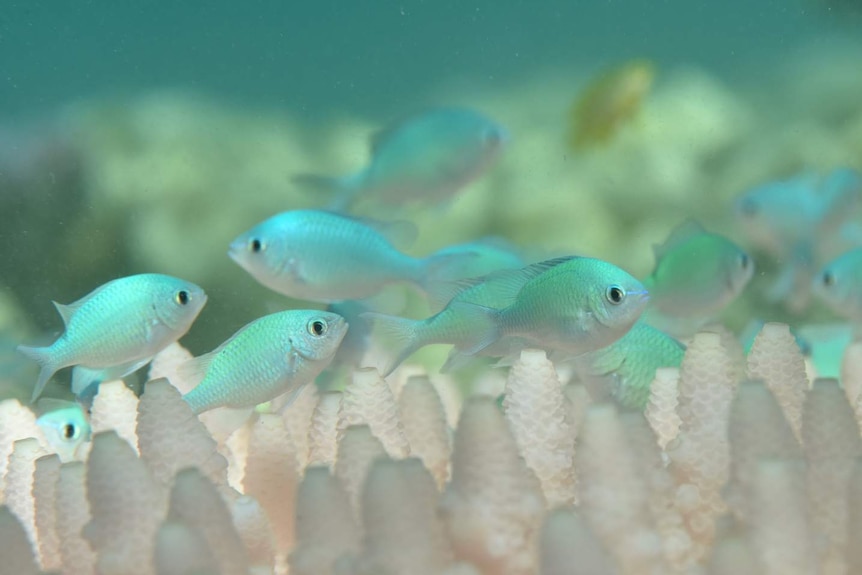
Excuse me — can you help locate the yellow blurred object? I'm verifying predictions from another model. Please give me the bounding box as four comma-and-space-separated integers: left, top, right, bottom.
567, 59, 656, 150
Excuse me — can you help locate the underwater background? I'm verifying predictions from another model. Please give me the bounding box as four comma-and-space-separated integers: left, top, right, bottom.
2, 0, 862, 402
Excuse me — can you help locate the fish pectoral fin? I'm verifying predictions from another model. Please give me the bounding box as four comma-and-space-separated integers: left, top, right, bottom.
273, 383, 308, 413
71, 357, 153, 397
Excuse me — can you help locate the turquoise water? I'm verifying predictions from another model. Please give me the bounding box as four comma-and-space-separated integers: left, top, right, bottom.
1, 1, 861, 400
0, 1, 856, 117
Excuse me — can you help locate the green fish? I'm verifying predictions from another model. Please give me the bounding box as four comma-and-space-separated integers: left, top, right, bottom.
293, 107, 508, 211
35, 398, 92, 462
569, 321, 685, 410
643, 221, 753, 321
229, 209, 476, 303
180, 310, 348, 414
18, 274, 207, 402
365, 256, 649, 375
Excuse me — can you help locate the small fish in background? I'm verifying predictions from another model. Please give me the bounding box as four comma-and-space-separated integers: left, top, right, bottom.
641, 220, 753, 336
294, 107, 509, 211
35, 398, 91, 462
365, 256, 649, 375
229, 209, 478, 304
567, 59, 656, 150
426, 236, 526, 285
811, 247, 862, 323
734, 167, 862, 311
566, 321, 685, 411
17, 274, 207, 402
180, 310, 348, 414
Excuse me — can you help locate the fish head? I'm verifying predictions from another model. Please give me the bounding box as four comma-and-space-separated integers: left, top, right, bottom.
733, 174, 823, 254
36, 402, 91, 461
582, 261, 650, 343
229, 215, 295, 286
289, 310, 350, 364
151, 275, 208, 333
812, 248, 862, 319
724, 245, 756, 298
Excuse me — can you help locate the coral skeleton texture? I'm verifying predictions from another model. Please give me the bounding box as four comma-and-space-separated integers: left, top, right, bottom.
3, 324, 862, 574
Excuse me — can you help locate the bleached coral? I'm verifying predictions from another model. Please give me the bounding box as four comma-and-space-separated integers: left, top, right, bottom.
2, 324, 862, 574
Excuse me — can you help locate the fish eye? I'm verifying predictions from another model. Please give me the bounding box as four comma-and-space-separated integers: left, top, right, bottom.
308, 319, 327, 337
606, 285, 626, 305
739, 253, 750, 269
739, 198, 758, 218
822, 270, 835, 287
250, 238, 264, 253
62, 423, 77, 440
175, 290, 190, 305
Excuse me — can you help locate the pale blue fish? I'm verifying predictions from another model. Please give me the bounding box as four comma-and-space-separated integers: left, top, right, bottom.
293, 107, 509, 211
180, 310, 348, 414
35, 398, 91, 461
734, 167, 862, 310
568, 321, 685, 411
812, 247, 862, 322
18, 274, 207, 402
229, 209, 477, 303
365, 256, 649, 375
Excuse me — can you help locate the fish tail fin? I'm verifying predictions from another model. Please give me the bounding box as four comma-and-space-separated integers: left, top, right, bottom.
17, 344, 59, 403
361, 312, 425, 376
292, 172, 365, 211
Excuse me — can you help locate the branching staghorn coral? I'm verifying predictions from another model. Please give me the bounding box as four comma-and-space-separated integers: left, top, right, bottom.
503, 350, 575, 507
4, 321, 862, 574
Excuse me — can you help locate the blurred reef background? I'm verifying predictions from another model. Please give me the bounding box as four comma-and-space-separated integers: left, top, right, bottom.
2, 0, 862, 400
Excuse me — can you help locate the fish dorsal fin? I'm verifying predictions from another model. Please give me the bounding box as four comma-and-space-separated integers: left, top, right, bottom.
52, 281, 116, 327
321, 210, 417, 247
53, 301, 83, 327
176, 349, 220, 387
652, 219, 707, 261
368, 107, 437, 154
459, 255, 578, 306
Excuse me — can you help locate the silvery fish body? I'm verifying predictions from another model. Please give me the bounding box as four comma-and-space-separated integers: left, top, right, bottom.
18, 273, 207, 402
294, 107, 509, 210
229, 209, 472, 303
643, 220, 753, 319
181, 310, 348, 414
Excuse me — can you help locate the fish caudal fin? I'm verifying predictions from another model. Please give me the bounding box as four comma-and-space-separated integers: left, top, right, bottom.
292, 172, 364, 211
17, 344, 59, 403
361, 312, 424, 377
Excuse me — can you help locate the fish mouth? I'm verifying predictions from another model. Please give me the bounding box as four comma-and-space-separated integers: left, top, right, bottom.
227, 241, 246, 267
